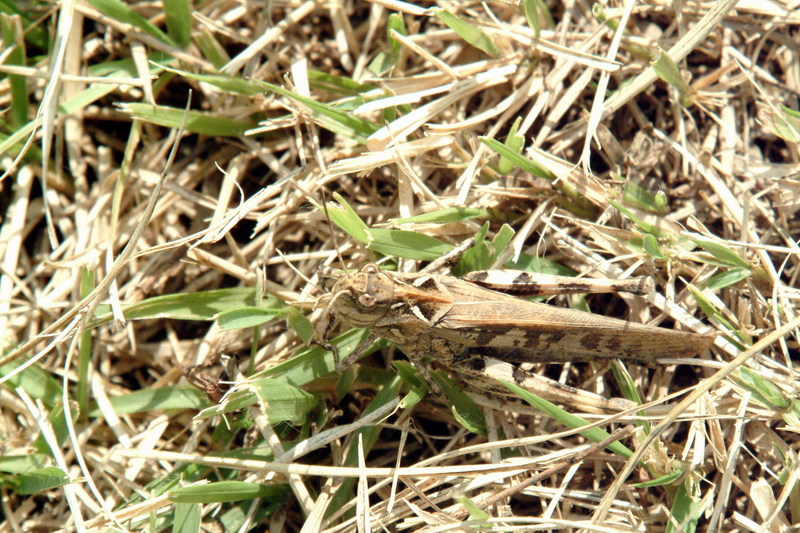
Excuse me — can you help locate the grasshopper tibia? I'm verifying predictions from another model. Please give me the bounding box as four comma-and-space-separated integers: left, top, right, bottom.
462, 270, 655, 296
454, 355, 638, 412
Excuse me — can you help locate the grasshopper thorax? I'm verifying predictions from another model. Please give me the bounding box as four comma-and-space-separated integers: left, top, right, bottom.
330, 263, 394, 327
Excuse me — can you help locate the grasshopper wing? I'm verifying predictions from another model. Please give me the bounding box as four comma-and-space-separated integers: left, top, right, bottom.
433, 277, 714, 364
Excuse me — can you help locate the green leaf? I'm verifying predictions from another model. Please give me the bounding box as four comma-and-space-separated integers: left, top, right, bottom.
86, 387, 210, 417
489, 224, 515, 262
255, 80, 379, 144
455, 495, 491, 521
610, 200, 665, 237
666, 478, 703, 533
431, 370, 486, 434
389, 207, 490, 224
781, 402, 800, 427
249, 379, 319, 424
454, 223, 491, 275
387, 13, 406, 55
521, 0, 554, 33
217, 307, 286, 330
521, 0, 541, 36
265, 329, 383, 388
320, 193, 371, 244
703, 268, 751, 290
392, 361, 424, 388
13, 467, 70, 495
693, 240, 750, 269
504, 253, 575, 276
194, 388, 260, 418
32, 404, 75, 453
163, 0, 192, 48
158, 64, 264, 95
1, 15, 29, 129
776, 106, 800, 144
655, 190, 668, 211
393, 361, 427, 409
435, 9, 499, 57
0, 363, 62, 408
633, 468, 685, 488
499, 380, 633, 458
783, 106, 800, 119
91, 288, 278, 326
365, 229, 452, 261
86, 0, 174, 46
0, 455, 51, 474
197, 379, 318, 423
496, 117, 524, 175
173, 503, 200, 533
610, 360, 644, 407
454, 222, 517, 275
735, 367, 790, 410
651, 48, 691, 106
643, 233, 665, 259
623, 182, 665, 214
171, 482, 289, 503
194, 27, 229, 68
120, 103, 253, 136
308, 70, 378, 96
368, 51, 397, 76
0, 57, 170, 158
686, 284, 745, 346
286, 308, 315, 345
480, 136, 554, 181
0, 0, 48, 49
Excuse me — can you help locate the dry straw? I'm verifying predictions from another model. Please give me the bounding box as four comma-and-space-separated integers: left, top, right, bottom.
1, 0, 799, 531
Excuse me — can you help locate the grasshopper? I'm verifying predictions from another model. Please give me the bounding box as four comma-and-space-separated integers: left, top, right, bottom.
314, 245, 715, 411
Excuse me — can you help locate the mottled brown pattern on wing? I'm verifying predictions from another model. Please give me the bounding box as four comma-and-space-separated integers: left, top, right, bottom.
427, 276, 714, 364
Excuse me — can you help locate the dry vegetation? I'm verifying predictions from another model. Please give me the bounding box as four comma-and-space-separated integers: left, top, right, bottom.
2, 0, 800, 531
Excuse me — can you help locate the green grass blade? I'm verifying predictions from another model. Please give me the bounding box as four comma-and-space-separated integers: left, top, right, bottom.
256, 80, 379, 143
366, 228, 452, 260
480, 136, 554, 181
158, 64, 264, 95
435, 9, 499, 56
432, 370, 486, 434
163, 0, 191, 48
171, 482, 288, 504
86, 0, 174, 46
389, 207, 490, 224
499, 379, 633, 458
90, 287, 278, 325
120, 103, 253, 136
323, 193, 371, 243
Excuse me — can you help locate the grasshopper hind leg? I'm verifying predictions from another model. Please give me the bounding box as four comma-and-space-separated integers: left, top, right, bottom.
452, 354, 638, 413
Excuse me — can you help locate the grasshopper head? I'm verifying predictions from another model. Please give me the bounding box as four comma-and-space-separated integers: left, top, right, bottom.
330, 263, 394, 327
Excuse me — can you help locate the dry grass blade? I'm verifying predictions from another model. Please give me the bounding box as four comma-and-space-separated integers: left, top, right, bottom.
1, 1, 799, 532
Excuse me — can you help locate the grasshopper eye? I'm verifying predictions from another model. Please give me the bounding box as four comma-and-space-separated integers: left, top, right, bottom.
357, 293, 376, 308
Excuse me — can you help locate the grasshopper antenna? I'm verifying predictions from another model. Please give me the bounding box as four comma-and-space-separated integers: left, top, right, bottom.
319, 189, 349, 273
275, 249, 323, 295
307, 189, 352, 368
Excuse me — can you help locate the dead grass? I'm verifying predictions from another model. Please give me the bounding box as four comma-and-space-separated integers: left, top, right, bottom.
1, 0, 799, 531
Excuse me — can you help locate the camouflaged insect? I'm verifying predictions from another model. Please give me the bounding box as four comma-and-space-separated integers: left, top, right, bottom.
315, 259, 715, 411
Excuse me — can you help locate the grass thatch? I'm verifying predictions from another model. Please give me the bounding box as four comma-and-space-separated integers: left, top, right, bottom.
1, 0, 799, 531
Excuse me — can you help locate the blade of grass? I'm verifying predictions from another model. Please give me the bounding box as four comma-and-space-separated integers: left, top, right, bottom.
499, 379, 633, 458
434, 9, 499, 57
86, 0, 175, 46
120, 103, 253, 136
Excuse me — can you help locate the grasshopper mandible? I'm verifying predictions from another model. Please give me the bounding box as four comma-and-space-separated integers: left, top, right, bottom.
314, 246, 715, 410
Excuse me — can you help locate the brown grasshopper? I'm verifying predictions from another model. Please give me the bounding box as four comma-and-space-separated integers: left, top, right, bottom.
314, 246, 715, 411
